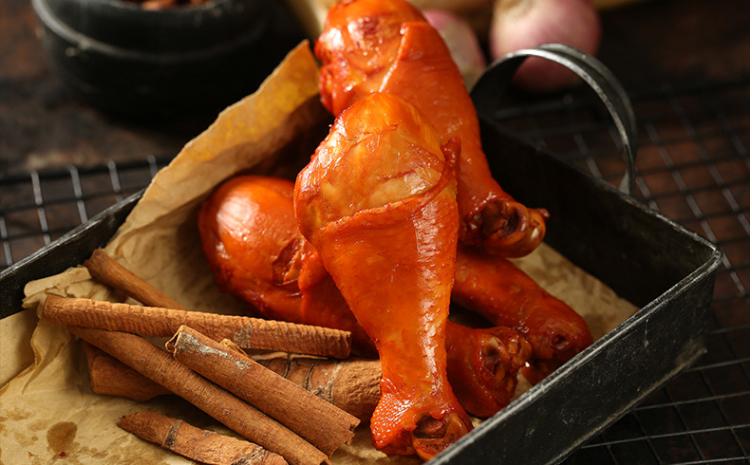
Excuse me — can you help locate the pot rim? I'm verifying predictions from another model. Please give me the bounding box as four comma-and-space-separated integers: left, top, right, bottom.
32, 0, 269, 63
38, 0, 233, 16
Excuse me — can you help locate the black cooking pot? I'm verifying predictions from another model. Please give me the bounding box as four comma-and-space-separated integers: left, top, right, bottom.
32, 0, 282, 117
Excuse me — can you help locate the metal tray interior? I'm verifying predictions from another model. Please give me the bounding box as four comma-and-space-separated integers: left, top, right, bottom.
483, 120, 720, 308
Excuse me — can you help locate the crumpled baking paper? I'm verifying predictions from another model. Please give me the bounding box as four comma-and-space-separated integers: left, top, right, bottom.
0, 42, 635, 465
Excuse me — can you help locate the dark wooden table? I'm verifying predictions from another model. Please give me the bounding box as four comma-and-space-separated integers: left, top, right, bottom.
0, 0, 747, 177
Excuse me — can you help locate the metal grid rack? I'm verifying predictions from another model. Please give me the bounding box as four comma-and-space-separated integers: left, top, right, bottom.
0, 76, 748, 465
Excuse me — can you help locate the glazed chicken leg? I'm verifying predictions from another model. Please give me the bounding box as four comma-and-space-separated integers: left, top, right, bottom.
197, 176, 304, 323
453, 249, 593, 383
316, 0, 548, 257
445, 323, 529, 418
295, 93, 470, 458
297, 241, 373, 352
199, 175, 532, 419
299, 243, 531, 418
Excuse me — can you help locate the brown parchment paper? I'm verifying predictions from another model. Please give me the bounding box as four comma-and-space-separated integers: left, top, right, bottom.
0, 43, 636, 465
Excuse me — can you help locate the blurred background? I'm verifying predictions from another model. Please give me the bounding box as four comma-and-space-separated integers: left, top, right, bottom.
1, 0, 747, 176
0, 0, 749, 464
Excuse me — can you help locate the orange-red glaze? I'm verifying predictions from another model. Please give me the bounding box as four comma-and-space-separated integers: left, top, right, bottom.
197, 176, 303, 322
315, 0, 423, 115
445, 323, 531, 418
299, 249, 531, 417
316, 0, 548, 257
453, 249, 593, 382
295, 93, 470, 458
298, 241, 375, 353
298, 241, 532, 418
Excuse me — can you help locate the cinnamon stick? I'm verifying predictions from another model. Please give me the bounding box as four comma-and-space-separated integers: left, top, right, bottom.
168, 326, 359, 455
218, 340, 380, 422
83, 343, 169, 400
257, 354, 381, 422
78, 346, 381, 421
41, 295, 351, 359
219, 337, 247, 355
84, 249, 185, 309
71, 327, 327, 465
118, 411, 287, 465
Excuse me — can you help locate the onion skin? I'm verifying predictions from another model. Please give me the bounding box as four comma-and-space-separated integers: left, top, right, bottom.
490, 0, 601, 92
424, 9, 487, 89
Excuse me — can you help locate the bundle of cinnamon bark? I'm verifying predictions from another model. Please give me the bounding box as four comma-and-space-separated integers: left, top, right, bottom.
39, 249, 368, 465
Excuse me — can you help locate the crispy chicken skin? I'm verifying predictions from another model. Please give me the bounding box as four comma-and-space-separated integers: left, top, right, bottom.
315, 0, 548, 257
294, 93, 469, 458
453, 249, 593, 383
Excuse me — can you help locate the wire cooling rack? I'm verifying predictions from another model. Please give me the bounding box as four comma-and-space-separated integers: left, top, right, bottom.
0, 76, 748, 465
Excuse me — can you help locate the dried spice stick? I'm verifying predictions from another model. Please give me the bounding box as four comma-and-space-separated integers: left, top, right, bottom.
219, 338, 247, 354
78, 344, 381, 421
218, 340, 380, 421
219, 340, 380, 420
41, 295, 350, 358
168, 326, 359, 455
84, 249, 185, 309
256, 353, 380, 422
118, 411, 287, 465
83, 343, 169, 400
71, 327, 328, 465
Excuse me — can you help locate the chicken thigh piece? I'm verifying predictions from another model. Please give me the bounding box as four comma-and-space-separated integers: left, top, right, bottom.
316, 0, 548, 257
294, 93, 470, 458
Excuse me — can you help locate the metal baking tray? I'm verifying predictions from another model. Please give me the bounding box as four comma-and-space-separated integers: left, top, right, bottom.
0, 46, 722, 464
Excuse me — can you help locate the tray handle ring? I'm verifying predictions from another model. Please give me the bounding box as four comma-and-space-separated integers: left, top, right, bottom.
471, 43, 638, 195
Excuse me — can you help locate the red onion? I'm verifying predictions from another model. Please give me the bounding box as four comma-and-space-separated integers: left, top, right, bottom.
490, 0, 601, 92
424, 9, 487, 89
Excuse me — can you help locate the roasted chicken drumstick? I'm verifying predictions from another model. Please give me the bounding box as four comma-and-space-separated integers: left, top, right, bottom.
197, 176, 303, 323
294, 93, 470, 458
453, 249, 593, 383
316, 0, 548, 257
